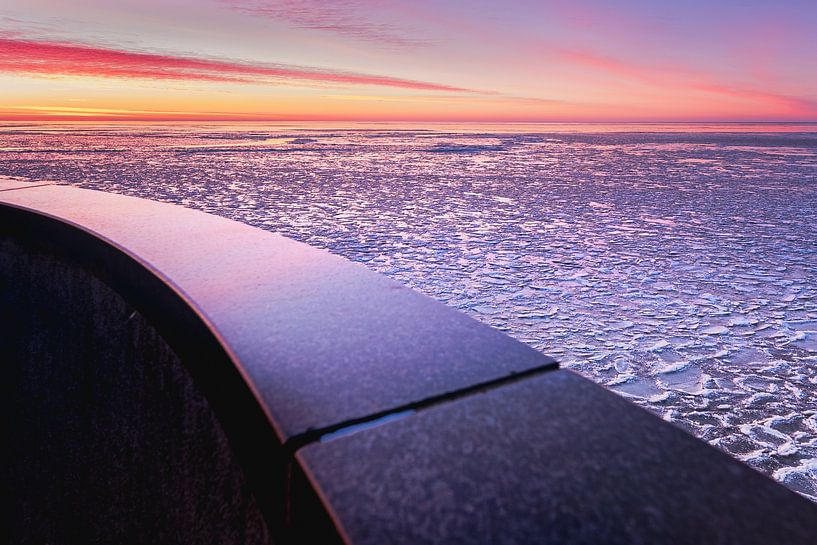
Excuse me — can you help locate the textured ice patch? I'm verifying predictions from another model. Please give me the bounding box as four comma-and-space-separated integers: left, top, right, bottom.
641, 215, 677, 227
774, 460, 817, 501
647, 339, 671, 351
702, 325, 729, 335
656, 361, 690, 374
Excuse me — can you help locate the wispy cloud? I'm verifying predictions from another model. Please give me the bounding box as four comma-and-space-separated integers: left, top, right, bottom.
222, 0, 429, 48
557, 48, 817, 113
2, 105, 295, 119
0, 37, 467, 92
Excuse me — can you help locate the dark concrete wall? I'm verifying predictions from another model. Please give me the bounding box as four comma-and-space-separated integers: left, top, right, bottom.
1, 235, 270, 545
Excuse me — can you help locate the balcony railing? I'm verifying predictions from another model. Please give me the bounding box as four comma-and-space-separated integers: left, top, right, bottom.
2, 178, 815, 544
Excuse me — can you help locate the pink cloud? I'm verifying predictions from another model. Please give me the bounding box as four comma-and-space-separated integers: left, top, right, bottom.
0, 37, 468, 92
557, 48, 817, 114
222, 0, 428, 48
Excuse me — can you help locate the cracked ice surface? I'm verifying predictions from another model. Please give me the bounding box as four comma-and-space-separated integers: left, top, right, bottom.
2, 122, 816, 499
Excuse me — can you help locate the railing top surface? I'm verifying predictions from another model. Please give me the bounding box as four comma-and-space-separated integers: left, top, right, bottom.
299, 369, 817, 544
0, 180, 556, 443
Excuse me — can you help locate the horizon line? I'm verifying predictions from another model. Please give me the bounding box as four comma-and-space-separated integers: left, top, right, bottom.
1, 116, 816, 124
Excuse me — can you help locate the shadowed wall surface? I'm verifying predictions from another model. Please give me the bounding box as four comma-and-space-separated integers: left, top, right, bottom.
0, 234, 270, 544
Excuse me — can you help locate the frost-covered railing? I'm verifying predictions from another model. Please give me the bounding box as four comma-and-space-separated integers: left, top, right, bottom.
2, 179, 816, 544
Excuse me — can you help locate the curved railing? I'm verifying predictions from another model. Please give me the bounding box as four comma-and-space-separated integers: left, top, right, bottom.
2, 179, 816, 544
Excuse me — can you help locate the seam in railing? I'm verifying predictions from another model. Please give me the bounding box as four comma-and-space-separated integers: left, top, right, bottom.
283, 360, 559, 453
0, 183, 55, 193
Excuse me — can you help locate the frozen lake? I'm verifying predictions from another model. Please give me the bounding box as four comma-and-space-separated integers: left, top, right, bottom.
2, 121, 816, 499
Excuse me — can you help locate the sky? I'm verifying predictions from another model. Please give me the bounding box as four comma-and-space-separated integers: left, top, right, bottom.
1, 0, 816, 122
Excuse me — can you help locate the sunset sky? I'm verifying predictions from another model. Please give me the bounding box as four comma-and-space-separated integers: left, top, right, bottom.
1, 0, 816, 122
